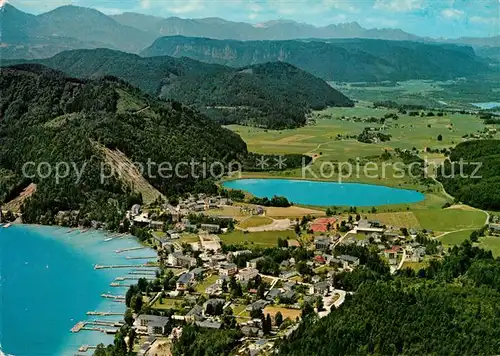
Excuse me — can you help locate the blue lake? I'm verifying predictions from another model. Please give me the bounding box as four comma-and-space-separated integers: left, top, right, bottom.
223, 179, 425, 206
0, 225, 156, 356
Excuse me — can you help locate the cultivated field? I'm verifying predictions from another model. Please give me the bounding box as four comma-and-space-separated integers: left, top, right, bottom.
237, 216, 274, 229
220, 230, 296, 247
263, 306, 302, 321
414, 209, 486, 232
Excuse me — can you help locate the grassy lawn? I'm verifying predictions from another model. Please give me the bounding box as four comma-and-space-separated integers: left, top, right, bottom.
152, 297, 183, 310
477, 236, 500, 257
440, 229, 476, 246
179, 233, 200, 244
237, 216, 274, 229
365, 211, 421, 228
205, 205, 249, 220
402, 261, 430, 270
414, 209, 486, 232
194, 274, 219, 294
220, 230, 296, 247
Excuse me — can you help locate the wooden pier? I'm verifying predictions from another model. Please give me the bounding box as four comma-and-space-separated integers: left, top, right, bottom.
101, 294, 125, 300
110, 282, 132, 287
78, 345, 97, 353
94, 264, 156, 269
128, 271, 157, 275
115, 276, 155, 281
86, 311, 123, 316
71, 321, 86, 333
88, 319, 124, 327
115, 246, 147, 253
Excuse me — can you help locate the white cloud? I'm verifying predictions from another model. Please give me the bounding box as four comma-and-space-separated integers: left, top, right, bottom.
374, 0, 425, 12
441, 8, 464, 19
140, 0, 150, 9
323, 0, 359, 13
159, 0, 204, 14
469, 16, 497, 24
248, 12, 258, 19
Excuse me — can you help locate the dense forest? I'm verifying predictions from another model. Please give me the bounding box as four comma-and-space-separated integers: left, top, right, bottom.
141, 36, 490, 82
0, 65, 247, 225
438, 140, 500, 210
6, 48, 353, 129
277, 241, 500, 355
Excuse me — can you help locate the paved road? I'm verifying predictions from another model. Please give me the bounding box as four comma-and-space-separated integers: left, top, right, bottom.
318, 289, 347, 318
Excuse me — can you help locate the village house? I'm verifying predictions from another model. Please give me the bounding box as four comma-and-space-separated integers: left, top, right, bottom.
191, 267, 205, 280
355, 219, 385, 234
149, 220, 164, 231
246, 299, 270, 312
203, 298, 225, 316
489, 223, 500, 236
237, 267, 259, 282
219, 262, 238, 276
314, 236, 331, 251
133, 315, 169, 335
312, 281, 331, 296
266, 288, 283, 301
205, 283, 223, 296
201, 224, 220, 233
185, 305, 204, 322
247, 257, 264, 269
384, 246, 402, 265
176, 272, 194, 291
338, 254, 360, 268
168, 252, 196, 268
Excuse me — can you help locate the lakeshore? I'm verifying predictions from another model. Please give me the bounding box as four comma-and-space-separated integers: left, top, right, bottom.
0, 224, 156, 356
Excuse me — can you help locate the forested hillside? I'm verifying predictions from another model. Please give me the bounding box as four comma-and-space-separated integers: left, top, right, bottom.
277, 241, 500, 355
438, 140, 500, 210
0, 65, 247, 225
141, 36, 490, 82
7, 49, 353, 129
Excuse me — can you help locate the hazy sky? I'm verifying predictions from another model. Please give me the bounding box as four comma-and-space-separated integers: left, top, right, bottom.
7, 0, 500, 38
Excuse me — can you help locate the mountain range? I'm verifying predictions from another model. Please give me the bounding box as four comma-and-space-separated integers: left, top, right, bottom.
4, 48, 353, 129
1, 4, 498, 62
141, 36, 491, 82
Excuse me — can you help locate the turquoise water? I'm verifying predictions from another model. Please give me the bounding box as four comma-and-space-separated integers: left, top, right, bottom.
223, 179, 424, 206
0, 225, 156, 356
472, 102, 500, 110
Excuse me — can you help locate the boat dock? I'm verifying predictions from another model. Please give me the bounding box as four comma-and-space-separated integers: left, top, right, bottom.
129, 271, 157, 275
110, 282, 132, 287
94, 264, 156, 269
115, 246, 147, 253
115, 276, 155, 281
71, 321, 86, 333
72, 320, 123, 334
87, 319, 124, 327
126, 256, 157, 260
87, 311, 123, 316
78, 345, 98, 353
101, 294, 125, 300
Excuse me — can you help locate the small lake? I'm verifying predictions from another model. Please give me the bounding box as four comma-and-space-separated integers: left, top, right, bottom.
472, 102, 500, 110
223, 179, 425, 207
